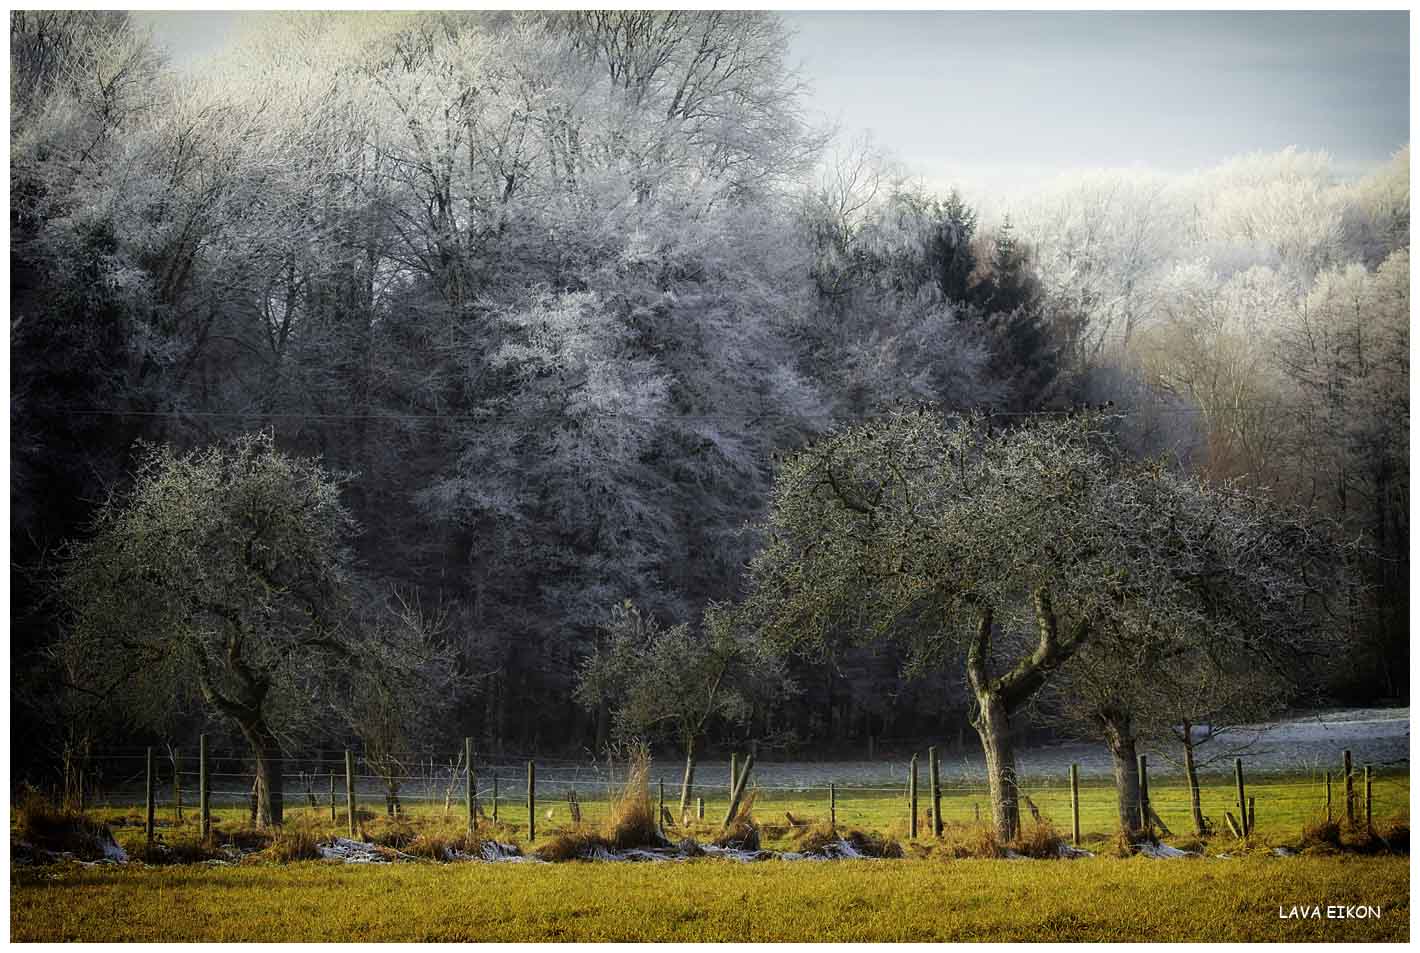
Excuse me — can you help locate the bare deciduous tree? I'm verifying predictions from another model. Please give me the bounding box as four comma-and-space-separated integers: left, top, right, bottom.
58, 432, 453, 826
745, 411, 1344, 841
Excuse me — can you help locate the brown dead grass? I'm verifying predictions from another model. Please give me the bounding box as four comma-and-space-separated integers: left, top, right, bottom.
933, 821, 1006, 860
1299, 812, 1409, 856
1010, 820, 1064, 859
12, 789, 118, 861
843, 829, 904, 858
405, 830, 484, 861
215, 825, 274, 852
126, 839, 226, 865
536, 747, 670, 861
789, 821, 840, 853
262, 823, 322, 864
363, 817, 418, 850
712, 789, 760, 851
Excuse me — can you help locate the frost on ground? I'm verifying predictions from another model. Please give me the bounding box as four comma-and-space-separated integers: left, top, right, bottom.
1056, 844, 1094, 859
318, 838, 398, 864
317, 837, 533, 865
101, 831, 129, 863
11, 826, 128, 867
1133, 842, 1201, 859
556, 839, 880, 863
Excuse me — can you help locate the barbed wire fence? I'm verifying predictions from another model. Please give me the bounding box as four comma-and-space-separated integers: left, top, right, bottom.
68, 741, 1408, 848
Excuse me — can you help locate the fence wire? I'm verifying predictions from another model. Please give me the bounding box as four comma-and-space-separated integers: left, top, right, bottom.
63, 744, 1409, 844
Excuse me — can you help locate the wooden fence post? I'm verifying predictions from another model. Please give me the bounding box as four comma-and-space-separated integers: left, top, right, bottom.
829, 783, 836, 830
722, 753, 755, 827
1324, 771, 1332, 824
908, 753, 919, 839
465, 738, 475, 832
1364, 765, 1372, 833
329, 772, 336, 822
929, 746, 942, 838
729, 753, 737, 803
199, 735, 211, 842
492, 774, 499, 823
1247, 796, 1255, 832
1070, 763, 1081, 847
697, 797, 704, 821
1343, 750, 1355, 827
1137, 754, 1150, 831
173, 748, 182, 822
527, 761, 536, 842
1233, 758, 1248, 838
658, 778, 665, 836
344, 749, 355, 838
145, 747, 155, 847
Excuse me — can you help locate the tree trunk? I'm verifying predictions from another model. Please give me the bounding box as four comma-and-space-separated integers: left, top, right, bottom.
962, 595, 1089, 846
1100, 707, 1141, 838
1182, 723, 1205, 836
972, 691, 1021, 843
240, 719, 284, 828
678, 737, 696, 820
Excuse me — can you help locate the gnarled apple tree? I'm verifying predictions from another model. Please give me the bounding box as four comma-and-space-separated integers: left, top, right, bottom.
743, 410, 1343, 842
59, 431, 402, 827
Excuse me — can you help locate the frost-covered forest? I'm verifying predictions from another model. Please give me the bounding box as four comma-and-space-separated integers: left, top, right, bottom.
11, 11, 1409, 791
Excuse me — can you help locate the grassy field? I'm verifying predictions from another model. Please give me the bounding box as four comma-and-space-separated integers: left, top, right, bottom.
11, 854, 1409, 941
81, 767, 1410, 856
13, 772, 1409, 942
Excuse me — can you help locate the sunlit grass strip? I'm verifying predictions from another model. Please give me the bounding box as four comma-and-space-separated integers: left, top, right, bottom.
79, 772, 1409, 856
10, 855, 1408, 942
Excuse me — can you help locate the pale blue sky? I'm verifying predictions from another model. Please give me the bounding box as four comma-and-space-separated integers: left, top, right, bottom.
133, 10, 1409, 192
783, 11, 1409, 190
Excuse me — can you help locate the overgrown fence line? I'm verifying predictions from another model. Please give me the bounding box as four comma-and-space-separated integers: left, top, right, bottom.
66, 742, 1408, 848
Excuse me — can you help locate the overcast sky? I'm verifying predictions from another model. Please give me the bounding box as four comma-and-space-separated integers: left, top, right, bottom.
133, 10, 1410, 194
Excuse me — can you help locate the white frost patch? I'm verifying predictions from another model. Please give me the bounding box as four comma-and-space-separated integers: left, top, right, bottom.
1134, 842, 1199, 859
698, 844, 770, 863
1272, 847, 1297, 857
99, 829, 128, 862
1058, 844, 1093, 859
318, 837, 394, 864
801, 839, 871, 860
478, 841, 531, 863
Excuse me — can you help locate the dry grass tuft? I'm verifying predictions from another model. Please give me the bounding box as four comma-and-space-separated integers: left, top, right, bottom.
1300, 816, 1342, 850
713, 790, 760, 850
406, 829, 483, 861
128, 839, 226, 865
263, 823, 323, 864
1298, 812, 1408, 856
1373, 814, 1409, 853
535, 747, 671, 861
1010, 820, 1064, 859
934, 821, 1004, 859
789, 821, 841, 853
13, 788, 118, 860
603, 747, 667, 850
1107, 829, 1139, 859
218, 826, 275, 853
364, 817, 418, 850
843, 829, 903, 858
536, 829, 613, 862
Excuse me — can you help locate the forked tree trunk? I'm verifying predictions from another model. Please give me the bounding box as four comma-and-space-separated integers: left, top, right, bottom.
240, 720, 284, 828
1099, 707, 1142, 838
1181, 722, 1206, 836
972, 692, 1021, 842
964, 592, 1089, 847
678, 737, 696, 819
